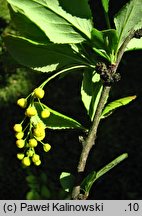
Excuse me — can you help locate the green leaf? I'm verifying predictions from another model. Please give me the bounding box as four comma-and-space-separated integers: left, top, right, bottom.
101, 0, 110, 13
102, 29, 118, 56
96, 153, 128, 180
4, 35, 88, 72
101, 0, 111, 29
7, 0, 93, 44
80, 171, 96, 194
26, 175, 39, 191
26, 190, 41, 200
91, 28, 109, 60
60, 172, 75, 193
81, 70, 103, 121
31, 102, 85, 130
91, 28, 106, 50
9, 5, 49, 44
114, 0, 142, 49
26, 175, 37, 184
125, 37, 142, 51
40, 173, 48, 184
91, 28, 118, 62
0, 0, 10, 21
40, 185, 51, 199
101, 95, 136, 119
80, 153, 128, 195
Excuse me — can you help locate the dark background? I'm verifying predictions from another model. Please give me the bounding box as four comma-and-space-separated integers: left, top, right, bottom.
0, 0, 142, 199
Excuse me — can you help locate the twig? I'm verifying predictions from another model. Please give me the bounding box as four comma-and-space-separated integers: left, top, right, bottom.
71, 85, 110, 199
71, 31, 135, 200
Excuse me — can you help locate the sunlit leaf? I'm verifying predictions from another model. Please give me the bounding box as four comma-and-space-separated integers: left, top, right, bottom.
7, 0, 93, 43
9, 5, 49, 44
0, 0, 10, 21
101, 95, 136, 119
114, 0, 142, 49
125, 37, 142, 51
60, 172, 75, 193
4, 35, 88, 72
81, 70, 103, 121
31, 102, 85, 130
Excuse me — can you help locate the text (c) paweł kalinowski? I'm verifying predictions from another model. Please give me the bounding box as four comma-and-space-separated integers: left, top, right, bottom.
20, 202, 104, 212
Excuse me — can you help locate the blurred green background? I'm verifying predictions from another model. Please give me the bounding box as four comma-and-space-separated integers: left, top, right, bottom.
0, 0, 142, 199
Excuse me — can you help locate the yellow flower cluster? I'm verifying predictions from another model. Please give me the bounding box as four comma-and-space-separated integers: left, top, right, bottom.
14, 87, 51, 167
33, 122, 46, 141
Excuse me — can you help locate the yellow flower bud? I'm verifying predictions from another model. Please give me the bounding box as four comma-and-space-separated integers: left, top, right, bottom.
17, 153, 25, 160
22, 157, 31, 166
17, 98, 27, 108
41, 109, 50, 118
13, 124, 22, 132
34, 160, 41, 166
29, 138, 38, 148
15, 132, 24, 140
36, 122, 45, 129
36, 133, 45, 141
25, 107, 37, 117
16, 139, 25, 148
34, 88, 45, 99
32, 154, 40, 163
33, 128, 45, 137
43, 143, 51, 152
33, 122, 46, 140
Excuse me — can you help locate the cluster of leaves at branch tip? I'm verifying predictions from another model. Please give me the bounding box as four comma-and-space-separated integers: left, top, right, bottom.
14, 87, 52, 167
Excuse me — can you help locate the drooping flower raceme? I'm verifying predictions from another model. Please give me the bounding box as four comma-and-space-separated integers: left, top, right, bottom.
14, 87, 51, 167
